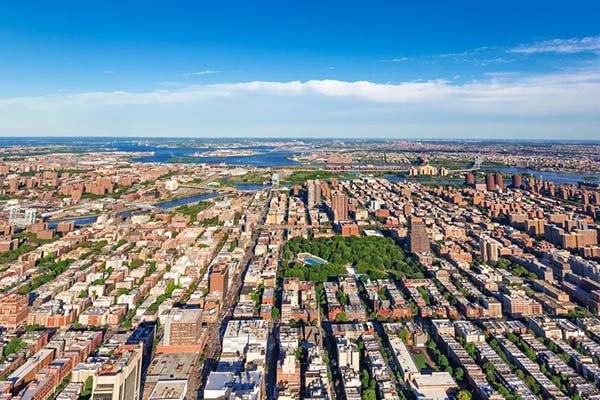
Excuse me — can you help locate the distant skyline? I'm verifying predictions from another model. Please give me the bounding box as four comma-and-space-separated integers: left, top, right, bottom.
1, 1, 600, 139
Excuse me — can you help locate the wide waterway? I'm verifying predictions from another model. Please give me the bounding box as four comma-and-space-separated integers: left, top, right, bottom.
481, 166, 599, 185
2, 137, 597, 185
385, 167, 599, 186
48, 192, 221, 228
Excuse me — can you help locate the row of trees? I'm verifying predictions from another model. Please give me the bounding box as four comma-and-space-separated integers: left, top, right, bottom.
493, 258, 537, 280
506, 333, 573, 396
18, 255, 74, 295
0, 244, 34, 265
481, 361, 517, 400
359, 369, 377, 400
486, 337, 541, 399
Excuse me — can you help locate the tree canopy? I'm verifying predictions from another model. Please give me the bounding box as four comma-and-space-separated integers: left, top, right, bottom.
282, 235, 425, 281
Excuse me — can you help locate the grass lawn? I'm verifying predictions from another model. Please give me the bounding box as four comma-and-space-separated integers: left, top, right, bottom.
411, 352, 429, 369
228, 172, 270, 184
283, 170, 353, 184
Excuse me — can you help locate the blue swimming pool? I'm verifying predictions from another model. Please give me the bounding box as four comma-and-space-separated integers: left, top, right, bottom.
304, 258, 323, 266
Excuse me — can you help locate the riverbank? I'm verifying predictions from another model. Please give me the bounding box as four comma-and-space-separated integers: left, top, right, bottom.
47, 192, 222, 228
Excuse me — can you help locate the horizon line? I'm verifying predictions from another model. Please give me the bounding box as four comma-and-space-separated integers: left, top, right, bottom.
0, 135, 599, 143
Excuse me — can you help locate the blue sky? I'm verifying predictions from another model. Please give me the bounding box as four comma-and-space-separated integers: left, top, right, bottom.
1, 0, 599, 139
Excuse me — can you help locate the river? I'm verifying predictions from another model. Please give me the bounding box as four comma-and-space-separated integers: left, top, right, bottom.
481, 166, 599, 185
48, 192, 221, 228
385, 167, 599, 186
2, 137, 597, 185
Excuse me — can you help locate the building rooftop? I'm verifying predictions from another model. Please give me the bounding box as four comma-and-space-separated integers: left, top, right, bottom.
146, 352, 198, 381
148, 379, 188, 400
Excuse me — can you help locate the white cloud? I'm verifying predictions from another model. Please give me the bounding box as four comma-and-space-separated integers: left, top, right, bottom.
214, 72, 600, 114
158, 81, 185, 87
184, 70, 220, 76
511, 36, 600, 54
0, 88, 231, 108
1, 70, 599, 117
381, 57, 408, 62
434, 46, 495, 59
